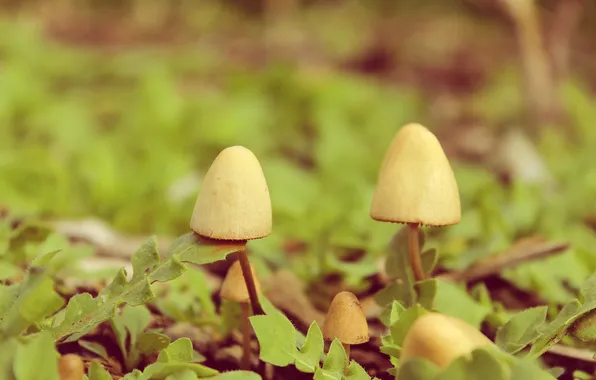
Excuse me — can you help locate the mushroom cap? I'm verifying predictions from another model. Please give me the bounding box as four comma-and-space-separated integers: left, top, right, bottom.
401, 313, 494, 368
322, 291, 369, 345
190, 146, 272, 240
370, 123, 461, 226
58, 354, 84, 380
220, 260, 261, 303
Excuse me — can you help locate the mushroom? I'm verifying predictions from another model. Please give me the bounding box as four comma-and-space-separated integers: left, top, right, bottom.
220, 260, 262, 370
191, 145, 271, 315
370, 123, 460, 281
58, 354, 84, 380
322, 291, 369, 370
400, 312, 494, 368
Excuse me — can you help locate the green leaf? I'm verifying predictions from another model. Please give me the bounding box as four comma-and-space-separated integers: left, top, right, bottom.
509, 358, 557, 380
438, 348, 507, 380
414, 279, 436, 310
88, 361, 112, 380
14, 331, 59, 380
379, 300, 405, 327
138, 332, 171, 356
528, 273, 596, 357
142, 362, 219, 379
211, 371, 262, 379
295, 321, 324, 373
157, 338, 195, 363
495, 306, 547, 354
79, 340, 109, 361
314, 339, 346, 380
164, 370, 198, 380
170, 233, 245, 265
131, 237, 160, 282
433, 279, 490, 328
346, 360, 371, 380
0, 268, 64, 339
397, 358, 440, 380
390, 304, 427, 347
528, 300, 581, 357
420, 249, 438, 274
0, 338, 18, 380
150, 255, 186, 283
250, 312, 297, 366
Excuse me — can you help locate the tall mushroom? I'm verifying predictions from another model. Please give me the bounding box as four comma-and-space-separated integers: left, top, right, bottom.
220, 260, 262, 370
191, 145, 271, 315
400, 312, 494, 368
322, 291, 369, 370
370, 123, 460, 281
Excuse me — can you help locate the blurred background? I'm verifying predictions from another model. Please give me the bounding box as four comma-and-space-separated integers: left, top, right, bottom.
1, 0, 596, 303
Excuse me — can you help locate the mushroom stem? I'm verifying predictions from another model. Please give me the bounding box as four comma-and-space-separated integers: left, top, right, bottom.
238, 250, 265, 315
240, 302, 251, 369
408, 223, 426, 282
342, 343, 351, 372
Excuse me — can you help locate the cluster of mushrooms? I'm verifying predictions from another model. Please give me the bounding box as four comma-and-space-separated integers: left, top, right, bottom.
187, 123, 494, 374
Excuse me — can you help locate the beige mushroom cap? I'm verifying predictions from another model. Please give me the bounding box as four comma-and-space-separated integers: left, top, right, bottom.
401, 313, 494, 368
58, 354, 84, 380
190, 146, 272, 240
322, 291, 369, 345
370, 123, 461, 226
220, 260, 262, 303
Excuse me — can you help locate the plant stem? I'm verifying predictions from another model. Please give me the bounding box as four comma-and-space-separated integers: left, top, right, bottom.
342, 343, 351, 373
240, 302, 251, 370
237, 250, 265, 315
408, 223, 426, 282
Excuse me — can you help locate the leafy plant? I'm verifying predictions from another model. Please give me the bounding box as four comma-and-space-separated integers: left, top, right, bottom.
250, 311, 376, 379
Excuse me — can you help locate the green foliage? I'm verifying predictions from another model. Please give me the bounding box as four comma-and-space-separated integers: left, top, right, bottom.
0, 266, 64, 340
251, 313, 373, 379
47, 234, 242, 342
120, 338, 220, 379
376, 228, 437, 310
396, 348, 556, 380
14, 331, 60, 380
111, 305, 171, 371
495, 306, 548, 354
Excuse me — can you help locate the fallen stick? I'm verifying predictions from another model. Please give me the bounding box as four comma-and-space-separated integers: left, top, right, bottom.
438, 239, 569, 283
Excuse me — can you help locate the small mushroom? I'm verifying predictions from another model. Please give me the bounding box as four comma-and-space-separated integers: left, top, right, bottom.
191, 145, 271, 315
322, 291, 369, 370
370, 123, 461, 281
58, 354, 84, 380
220, 260, 262, 370
400, 313, 494, 368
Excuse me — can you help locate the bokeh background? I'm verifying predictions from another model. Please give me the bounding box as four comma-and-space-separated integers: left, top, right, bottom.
1, 0, 596, 303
